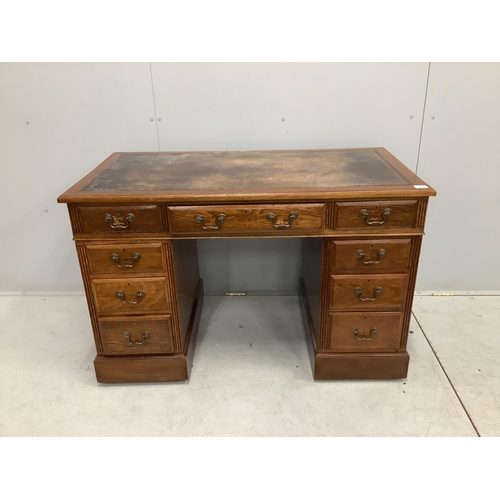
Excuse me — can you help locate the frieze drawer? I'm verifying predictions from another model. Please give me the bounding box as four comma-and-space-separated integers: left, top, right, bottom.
167, 204, 325, 234
77, 205, 162, 234
333, 200, 418, 230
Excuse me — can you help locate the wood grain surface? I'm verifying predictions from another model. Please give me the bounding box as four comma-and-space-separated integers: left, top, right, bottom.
327, 311, 404, 352
331, 239, 411, 272
329, 274, 409, 310
78, 205, 162, 234
86, 243, 165, 274
92, 277, 170, 315
99, 315, 174, 355
94, 354, 189, 383
314, 352, 410, 379
168, 203, 324, 234
333, 200, 418, 229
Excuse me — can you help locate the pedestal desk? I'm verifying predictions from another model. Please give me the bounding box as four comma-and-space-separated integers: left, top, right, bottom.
57, 148, 436, 383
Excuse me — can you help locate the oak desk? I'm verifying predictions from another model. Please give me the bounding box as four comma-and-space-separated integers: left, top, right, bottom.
58, 148, 436, 383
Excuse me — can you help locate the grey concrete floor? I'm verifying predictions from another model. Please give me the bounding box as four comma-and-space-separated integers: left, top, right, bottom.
0, 294, 497, 436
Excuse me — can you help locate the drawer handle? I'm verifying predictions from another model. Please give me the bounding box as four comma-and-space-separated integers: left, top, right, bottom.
115, 290, 146, 304
354, 286, 383, 301
360, 208, 391, 225
267, 211, 298, 229
195, 213, 227, 230
356, 248, 386, 265
104, 212, 135, 229
123, 331, 150, 345
350, 327, 378, 341
110, 252, 142, 268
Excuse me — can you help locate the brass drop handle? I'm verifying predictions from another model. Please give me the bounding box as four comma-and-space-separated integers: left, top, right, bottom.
110, 252, 141, 268
351, 327, 378, 341
356, 248, 386, 265
195, 213, 227, 230
360, 208, 391, 225
104, 213, 135, 229
123, 331, 150, 345
354, 286, 383, 301
267, 212, 298, 229
115, 290, 146, 304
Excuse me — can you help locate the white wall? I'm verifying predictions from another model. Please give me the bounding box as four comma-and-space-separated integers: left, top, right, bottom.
0, 63, 158, 292
0, 62, 498, 293
415, 63, 500, 290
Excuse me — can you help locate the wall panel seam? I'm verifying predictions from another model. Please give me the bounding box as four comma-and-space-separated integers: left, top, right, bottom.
149, 62, 161, 151
415, 62, 432, 175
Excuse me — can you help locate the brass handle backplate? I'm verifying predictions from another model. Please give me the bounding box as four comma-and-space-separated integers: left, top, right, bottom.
356, 249, 386, 265
350, 327, 378, 341
111, 252, 141, 268
195, 213, 227, 230
267, 212, 298, 229
123, 331, 150, 345
354, 286, 383, 301
115, 290, 146, 304
360, 208, 391, 225
104, 213, 135, 229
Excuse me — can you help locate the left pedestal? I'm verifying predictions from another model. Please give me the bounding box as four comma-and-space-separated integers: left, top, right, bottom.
70, 205, 202, 383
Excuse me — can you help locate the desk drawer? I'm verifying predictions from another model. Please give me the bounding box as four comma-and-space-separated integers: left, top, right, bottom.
167, 204, 324, 234
333, 200, 417, 230
86, 243, 165, 274
78, 205, 162, 234
99, 315, 174, 355
327, 312, 403, 352
92, 277, 170, 315
329, 274, 408, 310
331, 239, 411, 272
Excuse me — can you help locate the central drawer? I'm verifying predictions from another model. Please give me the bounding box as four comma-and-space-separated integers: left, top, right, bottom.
92, 277, 171, 315
167, 204, 324, 235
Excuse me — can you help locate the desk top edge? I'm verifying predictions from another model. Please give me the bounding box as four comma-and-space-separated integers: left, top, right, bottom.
57, 147, 436, 204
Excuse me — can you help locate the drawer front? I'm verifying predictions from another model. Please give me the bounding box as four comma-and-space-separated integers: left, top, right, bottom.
87, 243, 165, 274
328, 312, 403, 352
330, 274, 408, 310
99, 315, 174, 355
333, 200, 417, 230
78, 205, 162, 234
167, 204, 324, 234
92, 277, 170, 315
332, 239, 411, 272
